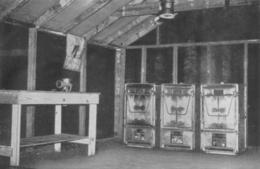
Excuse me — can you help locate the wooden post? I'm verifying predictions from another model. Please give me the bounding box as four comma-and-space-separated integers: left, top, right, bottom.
141, 47, 147, 83
88, 104, 97, 155
243, 43, 248, 148
54, 105, 62, 152
26, 28, 37, 137
79, 45, 87, 136
173, 46, 178, 83
10, 104, 22, 166
114, 48, 126, 139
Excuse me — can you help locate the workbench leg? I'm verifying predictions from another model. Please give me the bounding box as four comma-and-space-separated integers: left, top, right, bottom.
54, 105, 62, 152
88, 104, 97, 156
79, 106, 86, 136
10, 104, 22, 166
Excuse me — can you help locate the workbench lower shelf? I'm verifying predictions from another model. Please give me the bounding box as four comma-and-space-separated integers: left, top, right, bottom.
20, 134, 89, 148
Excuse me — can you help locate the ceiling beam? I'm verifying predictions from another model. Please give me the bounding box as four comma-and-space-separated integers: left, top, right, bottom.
34, 0, 75, 27
111, 16, 162, 47
0, 0, 29, 20
83, 15, 120, 40
91, 15, 150, 46
87, 40, 121, 49
115, 1, 160, 16
68, 0, 133, 36
115, 0, 259, 17
61, 0, 112, 33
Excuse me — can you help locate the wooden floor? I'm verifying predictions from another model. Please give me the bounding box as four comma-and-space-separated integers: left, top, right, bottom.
2, 139, 260, 169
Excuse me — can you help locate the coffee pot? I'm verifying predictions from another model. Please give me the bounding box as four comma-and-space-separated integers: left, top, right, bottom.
56, 78, 72, 92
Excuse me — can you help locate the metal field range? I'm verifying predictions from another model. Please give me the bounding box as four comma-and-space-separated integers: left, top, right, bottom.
200, 84, 246, 155
160, 84, 195, 150
124, 83, 156, 148
123, 83, 247, 155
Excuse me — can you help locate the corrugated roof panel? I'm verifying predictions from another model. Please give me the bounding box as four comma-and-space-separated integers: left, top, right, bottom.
9, 0, 59, 23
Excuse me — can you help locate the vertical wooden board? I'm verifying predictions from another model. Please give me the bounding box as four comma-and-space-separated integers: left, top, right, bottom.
27, 28, 37, 90
88, 104, 97, 155
141, 47, 147, 83
26, 28, 37, 138
10, 104, 21, 166
173, 46, 178, 84
243, 43, 248, 148
54, 105, 62, 152
114, 48, 126, 139
79, 46, 87, 136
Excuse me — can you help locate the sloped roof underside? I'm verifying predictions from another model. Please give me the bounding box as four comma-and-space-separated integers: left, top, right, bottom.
0, 0, 259, 48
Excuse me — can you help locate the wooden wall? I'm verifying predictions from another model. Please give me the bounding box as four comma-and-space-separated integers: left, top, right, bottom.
126, 5, 260, 146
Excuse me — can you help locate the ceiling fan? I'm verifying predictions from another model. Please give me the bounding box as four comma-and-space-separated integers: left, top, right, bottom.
155, 0, 178, 22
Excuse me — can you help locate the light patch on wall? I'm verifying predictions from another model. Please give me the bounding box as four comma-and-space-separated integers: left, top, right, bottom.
63, 34, 85, 72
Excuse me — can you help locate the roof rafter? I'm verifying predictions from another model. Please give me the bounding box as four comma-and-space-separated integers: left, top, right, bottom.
62, 0, 112, 33
83, 15, 120, 40
91, 16, 139, 42
111, 16, 162, 47
91, 15, 151, 46
0, 0, 29, 20
68, 0, 133, 36
34, 0, 75, 27
41, 0, 107, 32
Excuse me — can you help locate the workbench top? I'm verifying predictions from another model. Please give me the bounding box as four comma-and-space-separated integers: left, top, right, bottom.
0, 90, 100, 105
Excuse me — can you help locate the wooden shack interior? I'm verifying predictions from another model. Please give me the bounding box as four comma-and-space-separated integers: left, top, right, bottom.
0, 0, 260, 168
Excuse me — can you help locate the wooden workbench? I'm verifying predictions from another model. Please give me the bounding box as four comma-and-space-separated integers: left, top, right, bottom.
0, 90, 99, 166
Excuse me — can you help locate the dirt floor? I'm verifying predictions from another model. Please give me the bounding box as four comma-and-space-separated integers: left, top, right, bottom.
2, 139, 260, 169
